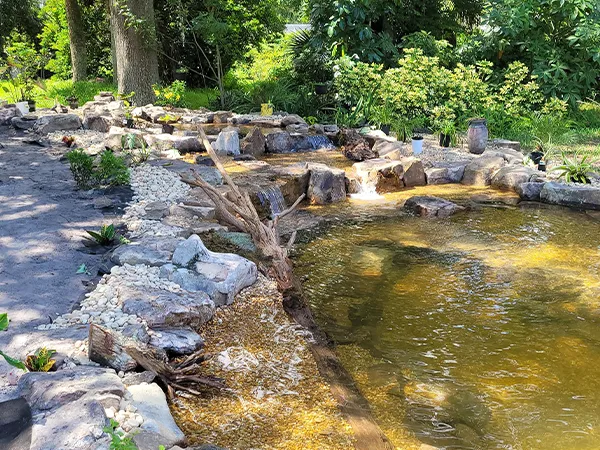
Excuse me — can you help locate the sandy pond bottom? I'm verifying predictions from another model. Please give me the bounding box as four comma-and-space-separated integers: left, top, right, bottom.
295, 189, 600, 450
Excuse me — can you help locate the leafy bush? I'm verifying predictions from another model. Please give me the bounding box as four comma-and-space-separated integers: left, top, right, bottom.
332, 56, 383, 107
0, 32, 44, 102
153, 80, 186, 107
66, 149, 129, 189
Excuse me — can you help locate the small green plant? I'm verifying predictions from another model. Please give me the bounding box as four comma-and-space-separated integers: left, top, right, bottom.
157, 113, 181, 124
66, 149, 96, 190
553, 152, 599, 184
0, 313, 27, 371
85, 224, 117, 246
104, 419, 138, 450
121, 134, 150, 165
98, 150, 130, 186
25, 347, 56, 372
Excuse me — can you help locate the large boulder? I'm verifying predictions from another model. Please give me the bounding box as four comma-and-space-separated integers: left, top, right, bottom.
425, 162, 466, 185
212, 111, 233, 124
149, 327, 204, 355
0, 105, 21, 125
540, 182, 600, 210
352, 159, 404, 193
161, 235, 258, 306
110, 238, 180, 267
240, 126, 266, 157
32, 114, 82, 134
490, 139, 521, 152
340, 129, 376, 161
105, 126, 145, 150
307, 163, 347, 204
18, 367, 125, 450
82, 100, 126, 132
129, 383, 185, 450
462, 155, 506, 186
490, 166, 543, 191
266, 131, 296, 153
213, 130, 240, 156
400, 157, 426, 187
131, 105, 169, 123
11, 116, 37, 130
516, 181, 545, 201
144, 134, 203, 153
265, 131, 334, 153
404, 196, 465, 218
481, 147, 524, 165
373, 140, 410, 161
121, 285, 216, 328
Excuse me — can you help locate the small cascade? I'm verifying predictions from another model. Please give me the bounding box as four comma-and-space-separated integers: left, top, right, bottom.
306, 135, 335, 150
350, 174, 384, 200
257, 185, 287, 216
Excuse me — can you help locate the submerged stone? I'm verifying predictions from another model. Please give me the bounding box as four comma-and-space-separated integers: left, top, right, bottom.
404, 196, 465, 218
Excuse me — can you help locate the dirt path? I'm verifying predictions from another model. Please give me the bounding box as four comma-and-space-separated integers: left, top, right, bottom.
0, 129, 118, 366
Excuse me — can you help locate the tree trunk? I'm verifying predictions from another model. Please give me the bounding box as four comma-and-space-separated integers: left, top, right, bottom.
65, 0, 87, 82
109, 0, 159, 105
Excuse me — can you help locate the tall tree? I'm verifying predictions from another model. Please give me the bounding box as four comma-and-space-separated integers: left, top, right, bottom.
65, 0, 87, 81
109, 0, 159, 104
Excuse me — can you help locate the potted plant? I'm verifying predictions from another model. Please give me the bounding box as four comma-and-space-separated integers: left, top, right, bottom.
66, 95, 79, 110
158, 113, 180, 134
438, 120, 456, 148
410, 117, 425, 155
1, 36, 43, 113
372, 103, 394, 136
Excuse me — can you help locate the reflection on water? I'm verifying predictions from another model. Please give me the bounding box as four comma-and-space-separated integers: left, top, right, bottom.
296, 202, 600, 449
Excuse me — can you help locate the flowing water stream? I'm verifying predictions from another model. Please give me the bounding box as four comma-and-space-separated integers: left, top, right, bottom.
296, 193, 600, 449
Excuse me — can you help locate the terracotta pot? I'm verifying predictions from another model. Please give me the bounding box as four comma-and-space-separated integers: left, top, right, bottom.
467, 119, 488, 154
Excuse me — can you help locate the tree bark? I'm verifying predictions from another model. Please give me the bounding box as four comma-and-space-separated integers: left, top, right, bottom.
65, 0, 87, 82
109, 0, 159, 105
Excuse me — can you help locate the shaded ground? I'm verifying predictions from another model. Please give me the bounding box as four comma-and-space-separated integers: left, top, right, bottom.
0, 128, 123, 375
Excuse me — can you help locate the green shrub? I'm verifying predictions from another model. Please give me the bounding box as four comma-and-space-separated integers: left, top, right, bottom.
574, 102, 600, 129
153, 80, 186, 107
332, 56, 383, 107
66, 149, 129, 189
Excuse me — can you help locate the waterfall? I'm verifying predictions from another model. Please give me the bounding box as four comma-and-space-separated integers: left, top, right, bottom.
350, 179, 383, 200
305, 135, 335, 150
257, 186, 287, 216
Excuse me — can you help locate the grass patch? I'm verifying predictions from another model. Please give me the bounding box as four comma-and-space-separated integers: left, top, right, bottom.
0, 79, 216, 110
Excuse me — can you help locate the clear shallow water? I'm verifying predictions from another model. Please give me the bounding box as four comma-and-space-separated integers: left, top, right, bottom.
296, 201, 600, 449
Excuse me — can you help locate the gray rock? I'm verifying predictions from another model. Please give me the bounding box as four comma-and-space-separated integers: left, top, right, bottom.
18, 367, 125, 412
462, 155, 506, 186
150, 159, 223, 186
266, 131, 295, 153
128, 383, 185, 450
323, 124, 340, 139
281, 114, 307, 127
83, 115, 114, 133
340, 129, 376, 161
93, 196, 114, 209
149, 327, 204, 355
271, 164, 311, 204
404, 196, 465, 218
491, 166, 542, 191
168, 204, 216, 220
144, 201, 170, 220
482, 147, 524, 165
11, 116, 37, 130
307, 163, 347, 204
516, 181, 545, 201
400, 157, 426, 187
32, 114, 82, 134
425, 162, 466, 185
94, 92, 115, 102
167, 235, 258, 306
111, 238, 180, 266
286, 123, 310, 133
490, 139, 521, 152
240, 126, 266, 157
121, 286, 215, 328
213, 130, 240, 156
144, 134, 203, 153
105, 126, 145, 150
540, 182, 600, 210
212, 111, 233, 124
0, 106, 20, 125
121, 371, 156, 386
373, 140, 410, 161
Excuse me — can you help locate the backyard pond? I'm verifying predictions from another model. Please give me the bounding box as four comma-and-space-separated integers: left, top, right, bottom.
296, 196, 600, 449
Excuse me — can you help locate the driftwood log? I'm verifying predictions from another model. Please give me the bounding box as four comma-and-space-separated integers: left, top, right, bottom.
180, 128, 393, 450
88, 324, 224, 399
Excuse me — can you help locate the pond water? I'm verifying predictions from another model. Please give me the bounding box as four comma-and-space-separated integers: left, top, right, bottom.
296, 194, 600, 449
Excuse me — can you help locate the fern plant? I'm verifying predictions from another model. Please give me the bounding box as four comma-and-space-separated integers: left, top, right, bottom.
553, 152, 599, 184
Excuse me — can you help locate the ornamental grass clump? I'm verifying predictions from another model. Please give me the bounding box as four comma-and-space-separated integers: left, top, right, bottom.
553, 152, 600, 184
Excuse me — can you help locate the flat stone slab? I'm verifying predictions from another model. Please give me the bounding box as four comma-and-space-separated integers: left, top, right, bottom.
128, 383, 185, 450
491, 166, 543, 191
32, 114, 82, 134
425, 162, 466, 185
111, 238, 180, 266
540, 181, 600, 210
404, 196, 465, 218
517, 181, 545, 201
149, 327, 204, 355
121, 285, 216, 327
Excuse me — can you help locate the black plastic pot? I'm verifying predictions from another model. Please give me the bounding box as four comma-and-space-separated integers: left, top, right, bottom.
123, 118, 134, 128
538, 161, 547, 172
162, 123, 175, 134
315, 83, 329, 95
27, 100, 36, 113
439, 133, 451, 148
531, 151, 544, 165
380, 124, 391, 136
